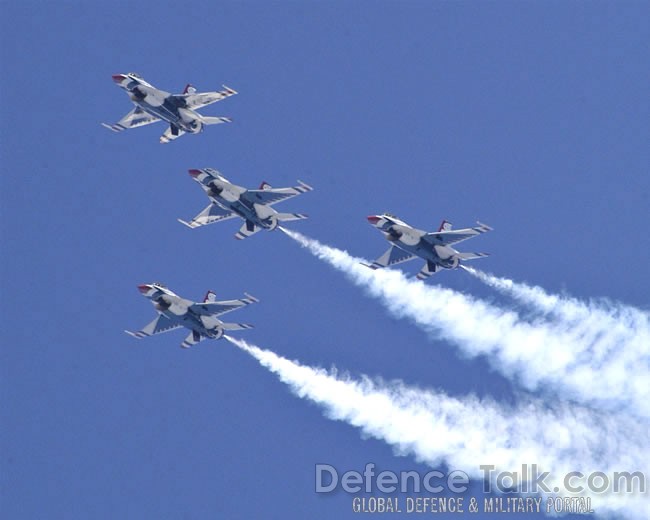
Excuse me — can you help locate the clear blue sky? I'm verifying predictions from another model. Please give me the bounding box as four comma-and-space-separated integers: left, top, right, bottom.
1, 1, 648, 518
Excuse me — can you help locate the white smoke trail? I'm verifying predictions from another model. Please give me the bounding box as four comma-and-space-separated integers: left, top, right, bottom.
464, 266, 650, 343
280, 228, 650, 418
226, 336, 649, 519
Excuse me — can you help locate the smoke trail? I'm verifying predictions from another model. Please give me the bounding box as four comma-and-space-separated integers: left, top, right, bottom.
464, 266, 650, 342
280, 228, 650, 418
226, 336, 649, 519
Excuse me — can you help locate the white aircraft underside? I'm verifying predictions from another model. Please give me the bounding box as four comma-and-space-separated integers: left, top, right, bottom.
366, 215, 492, 280
125, 283, 257, 348
103, 73, 237, 143
178, 168, 313, 240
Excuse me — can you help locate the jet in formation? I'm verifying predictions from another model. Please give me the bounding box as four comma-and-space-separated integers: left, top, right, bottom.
103, 73, 237, 143
125, 283, 258, 348
365, 214, 493, 279
178, 168, 313, 240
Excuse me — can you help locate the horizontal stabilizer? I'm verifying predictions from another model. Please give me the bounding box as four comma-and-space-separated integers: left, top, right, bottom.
221, 322, 254, 331
200, 116, 232, 125
416, 260, 441, 280
234, 221, 261, 240
276, 213, 308, 222
180, 330, 204, 349
457, 252, 490, 261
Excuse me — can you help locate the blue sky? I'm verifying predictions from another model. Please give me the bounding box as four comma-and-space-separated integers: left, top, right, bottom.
1, 2, 648, 519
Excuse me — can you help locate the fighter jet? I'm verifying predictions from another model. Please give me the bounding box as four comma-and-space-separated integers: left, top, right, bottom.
178, 168, 313, 240
365, 214, 493, 280
103, 73, 237, 143
125, 283, 258, 348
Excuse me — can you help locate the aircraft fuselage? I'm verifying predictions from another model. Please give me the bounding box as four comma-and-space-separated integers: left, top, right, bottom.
375, 218, 461, 270
140, 285, 224, 339
116, 75, 201, 134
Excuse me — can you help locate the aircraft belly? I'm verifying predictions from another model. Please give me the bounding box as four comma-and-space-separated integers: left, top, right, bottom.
231, 201, 256, 223
138, 102, 178, 123
220, 189, 241, 203
397, 242, 420, 258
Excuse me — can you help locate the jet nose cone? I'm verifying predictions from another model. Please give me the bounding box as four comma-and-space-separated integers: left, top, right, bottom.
112, 74, 127, 83
367, 215, 381, 225
188, 169, 202, 178
137, 284, 150, 294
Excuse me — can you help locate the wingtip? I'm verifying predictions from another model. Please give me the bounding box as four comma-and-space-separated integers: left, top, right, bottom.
177, 218, 195, 228
476, 221, 494, 231
244, 292, 260, 303
296, 179, 314, 191
360, 262, 379, 270
222, 85, 238, 95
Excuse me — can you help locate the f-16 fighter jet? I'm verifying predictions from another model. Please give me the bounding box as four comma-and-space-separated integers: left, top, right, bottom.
125, 283, 258, 348
178, 168, 313, 240
365, 214, 493, 280
103, 73, 236, 143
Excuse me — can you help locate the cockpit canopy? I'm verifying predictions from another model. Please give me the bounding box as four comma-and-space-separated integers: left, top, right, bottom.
127, 72, 142, 79
384, 213, 398, 219
151, 282, 167, 289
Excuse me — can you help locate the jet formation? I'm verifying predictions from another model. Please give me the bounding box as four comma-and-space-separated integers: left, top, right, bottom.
126, 283, 258, 348
103, 73, 236, 143
110, 74, 494, 347
365, 215, 492, 279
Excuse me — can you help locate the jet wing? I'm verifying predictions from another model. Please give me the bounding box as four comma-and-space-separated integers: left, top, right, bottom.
181, 85, 238, 110
160, 125, 186, 144
246, 181, 313, 206
364, 245, 416, 270
423, 222, 493, 247
189, 293, 259, 317
178, 203, 237, 229
102, 106, 160, 132
125, 314, 182, 338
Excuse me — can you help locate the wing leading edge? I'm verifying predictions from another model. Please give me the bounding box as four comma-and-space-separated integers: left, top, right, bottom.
125, 314, 182, 338
363, 245, 416, 270
102, 106, 160, 133
423, 221, 493, 247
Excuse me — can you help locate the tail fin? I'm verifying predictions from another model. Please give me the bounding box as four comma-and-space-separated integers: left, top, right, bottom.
438, 220, 453, 232
203, 290, 217, 303
259, 181, 272, 190
183, 83, 197, 95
